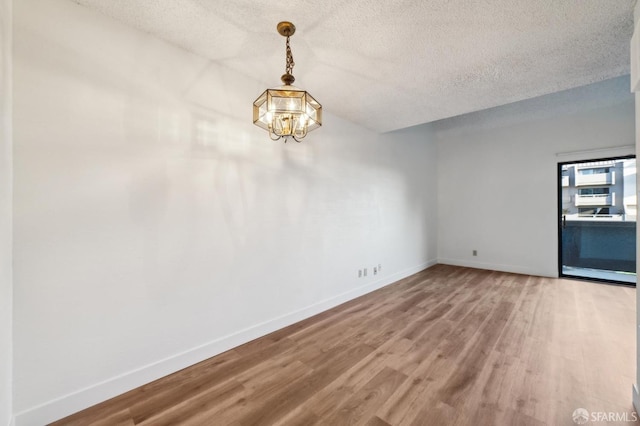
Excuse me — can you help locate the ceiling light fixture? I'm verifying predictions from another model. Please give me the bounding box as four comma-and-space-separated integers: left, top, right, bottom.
253, 22, 322, 143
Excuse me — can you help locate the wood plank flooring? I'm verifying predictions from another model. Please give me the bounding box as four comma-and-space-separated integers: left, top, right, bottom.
51, 265, 638, 425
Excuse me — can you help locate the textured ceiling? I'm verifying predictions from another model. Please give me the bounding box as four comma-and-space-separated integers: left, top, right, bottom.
72, 0, 635, 133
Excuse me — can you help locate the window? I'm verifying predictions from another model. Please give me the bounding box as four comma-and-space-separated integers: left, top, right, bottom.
578, 207, 610, 216
578, 187, 609, 195
559, 155, 636, 285
579, 167, 609, 175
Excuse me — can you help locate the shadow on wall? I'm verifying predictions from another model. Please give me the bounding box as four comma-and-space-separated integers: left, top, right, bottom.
15, 0, 437, 297
175, 52, 437, 264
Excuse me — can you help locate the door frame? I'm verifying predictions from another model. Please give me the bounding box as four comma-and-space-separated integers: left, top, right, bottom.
557, 154, 636, 286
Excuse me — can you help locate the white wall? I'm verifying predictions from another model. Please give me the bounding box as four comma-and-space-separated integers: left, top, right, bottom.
633, 0, 640, 414
11, 1, 437, 424
436, 76, 635, 277
0, 0, 12, 424
636, 99, 640, 415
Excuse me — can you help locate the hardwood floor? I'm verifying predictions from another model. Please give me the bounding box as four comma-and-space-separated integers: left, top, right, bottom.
51, 265, 637, 425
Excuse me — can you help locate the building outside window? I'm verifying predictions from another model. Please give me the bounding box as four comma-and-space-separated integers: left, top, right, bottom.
562, 159, 636, 220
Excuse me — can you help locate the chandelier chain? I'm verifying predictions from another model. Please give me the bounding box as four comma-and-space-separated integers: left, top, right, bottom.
285, 36, 295, 76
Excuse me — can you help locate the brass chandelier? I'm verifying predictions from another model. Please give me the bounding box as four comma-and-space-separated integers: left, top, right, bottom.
253, 22, 322, 142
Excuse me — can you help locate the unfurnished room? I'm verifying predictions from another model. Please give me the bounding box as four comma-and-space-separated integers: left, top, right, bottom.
1, 1, 640, 425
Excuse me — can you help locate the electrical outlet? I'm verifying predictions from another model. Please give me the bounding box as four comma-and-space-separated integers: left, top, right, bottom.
373, 267, 377, 275
473, 250, 477, 256
358, 269, 362, 278
364, 268, 368, 277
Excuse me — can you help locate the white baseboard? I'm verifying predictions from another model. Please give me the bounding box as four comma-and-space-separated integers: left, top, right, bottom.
14, 259, 436, 426
437, 257, 554, 278
633, 384, 640, 416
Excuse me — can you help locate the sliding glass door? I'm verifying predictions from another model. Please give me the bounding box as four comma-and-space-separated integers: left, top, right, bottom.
558, 156, 636, 285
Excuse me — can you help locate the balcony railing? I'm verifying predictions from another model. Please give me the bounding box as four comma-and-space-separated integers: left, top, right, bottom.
575, 171, 614, 187
562, 220, 636, 273
575, 193, 613, 206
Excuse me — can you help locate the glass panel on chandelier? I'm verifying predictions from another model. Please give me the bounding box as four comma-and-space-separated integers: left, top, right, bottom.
270, 92, 304, 113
